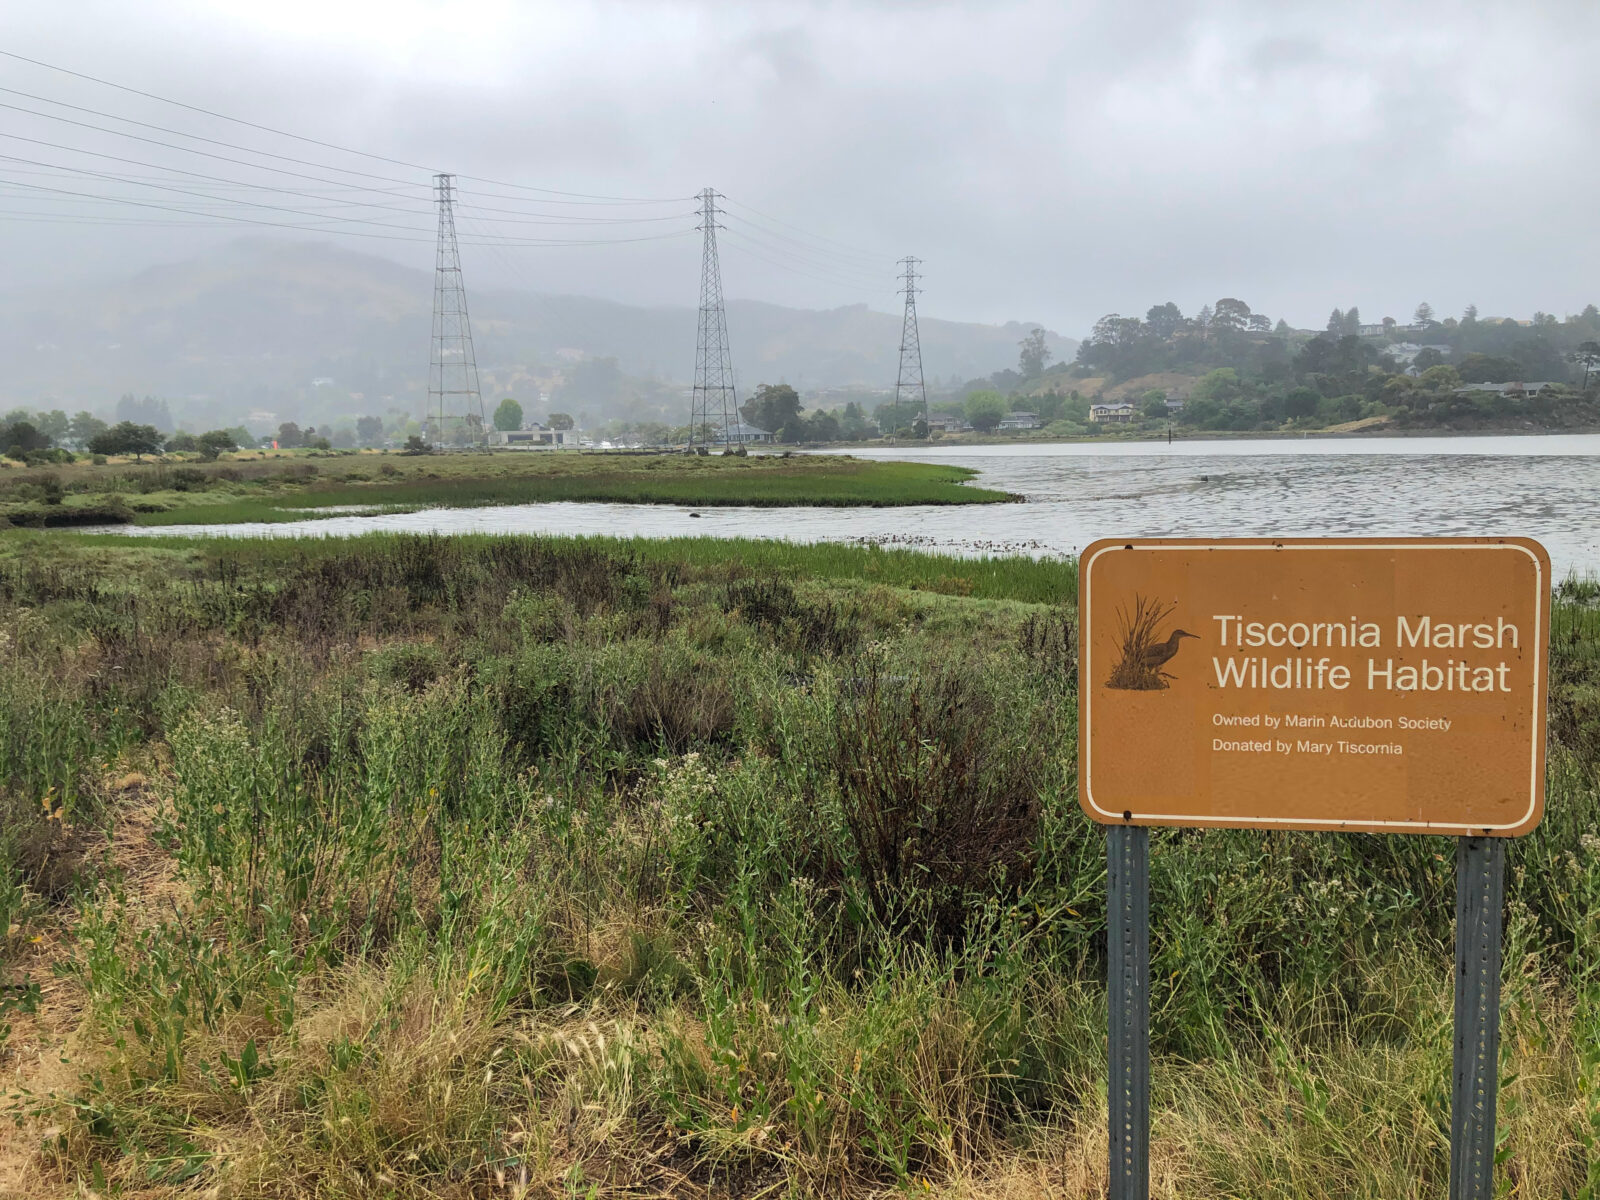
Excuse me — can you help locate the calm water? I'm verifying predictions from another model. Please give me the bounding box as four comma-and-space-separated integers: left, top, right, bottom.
102, 435, 1600, 578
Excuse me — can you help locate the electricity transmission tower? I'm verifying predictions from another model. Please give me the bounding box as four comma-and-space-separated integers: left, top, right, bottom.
689, 188, 743, 450
895, 257, 927, 435
428, 173, 485, 448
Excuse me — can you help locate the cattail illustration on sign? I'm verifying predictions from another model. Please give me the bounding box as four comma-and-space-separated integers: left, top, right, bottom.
1105, 594, 1197, 690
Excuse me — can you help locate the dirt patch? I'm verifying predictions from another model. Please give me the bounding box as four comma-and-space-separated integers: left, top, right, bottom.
0, 782, 182, 1196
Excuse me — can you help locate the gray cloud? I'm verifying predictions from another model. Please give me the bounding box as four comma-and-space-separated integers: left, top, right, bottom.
4, 0, 1599, 338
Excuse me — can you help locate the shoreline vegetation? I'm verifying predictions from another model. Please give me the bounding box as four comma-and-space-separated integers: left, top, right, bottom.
0, 531, 1596, 1196
0, 451, 1015, 530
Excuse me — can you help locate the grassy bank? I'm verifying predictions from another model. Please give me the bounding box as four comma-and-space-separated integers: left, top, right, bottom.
0, 533, 1595, 1197
0, 450, 1013, 529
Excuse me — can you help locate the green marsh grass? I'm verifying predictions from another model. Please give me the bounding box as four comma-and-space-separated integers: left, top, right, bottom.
0, 531, 1593, 1197
0, 450, 1014, 529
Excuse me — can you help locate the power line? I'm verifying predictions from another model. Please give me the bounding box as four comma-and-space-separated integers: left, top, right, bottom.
720, 225, 887, 290
720, 195, 885, 261
0, 54, 693, 205
0, 89, 429, 189
0, 97, 435, 206
0, 177, 701, 247
720, 229, 888, 296
0, 132, 435, 216
0, 49, 443, 174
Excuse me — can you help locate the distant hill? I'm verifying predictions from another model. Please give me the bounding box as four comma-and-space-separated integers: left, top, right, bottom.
0, 240, 1075, 423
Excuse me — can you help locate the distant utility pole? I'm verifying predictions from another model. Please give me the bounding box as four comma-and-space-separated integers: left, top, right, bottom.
689, 187, 743, 450
428, 173, 485, 448
895, 256, 927, 434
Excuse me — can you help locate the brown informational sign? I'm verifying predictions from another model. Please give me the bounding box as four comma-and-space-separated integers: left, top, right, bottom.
1079, 537, 1550, 836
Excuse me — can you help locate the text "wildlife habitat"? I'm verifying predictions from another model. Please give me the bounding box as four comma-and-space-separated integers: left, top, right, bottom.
1209, 613, 1523, 692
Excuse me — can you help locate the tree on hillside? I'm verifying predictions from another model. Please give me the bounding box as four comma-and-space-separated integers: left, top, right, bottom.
1413, 301, 1436, 327
740, 383, 802, 434
356, 415, 385, 445
68, 411, 107, 449
1248, 313, 1272, 333
964, 390, 1008, 432
1461, 304, 1479, 328
1412, 347, 1446, 373
1274, 318, 1291, 335
1141, 390, 1169, 419
89, 421, 163, 461
493, 398, 523, 432
546, 412, 575, 431
1327, 308, 1344, 334
1018, 328, 1052, 378
1145, 302, 1184, 339
1344, 307, 1361, 334
1212, 298, 1252, 332
276, 422, 303, 448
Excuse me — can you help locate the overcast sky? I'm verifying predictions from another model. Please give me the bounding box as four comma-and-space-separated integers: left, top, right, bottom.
4, 0, 1598, 338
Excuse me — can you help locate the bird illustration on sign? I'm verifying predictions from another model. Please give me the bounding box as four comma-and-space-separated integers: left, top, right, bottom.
1106, 595, 1197, 690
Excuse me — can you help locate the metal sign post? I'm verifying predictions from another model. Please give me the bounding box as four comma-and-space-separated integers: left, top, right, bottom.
1451, 837, 1505, 1200
1107, 824, 1150, 1199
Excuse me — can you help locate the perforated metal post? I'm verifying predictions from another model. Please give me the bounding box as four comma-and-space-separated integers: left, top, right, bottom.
1451, 836, 1505, 1200
1107, 824, 1150, 1199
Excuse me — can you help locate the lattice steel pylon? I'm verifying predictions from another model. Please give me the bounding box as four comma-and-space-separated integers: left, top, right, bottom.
689, 188, 743, 450
894, 256, 928, 435
428, 173, 485, 448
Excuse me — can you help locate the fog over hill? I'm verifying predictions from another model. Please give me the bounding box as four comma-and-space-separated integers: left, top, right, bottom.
0, 240, 1075, 427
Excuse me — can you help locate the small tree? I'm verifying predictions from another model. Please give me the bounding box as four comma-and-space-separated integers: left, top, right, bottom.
964, 390, 1008, 432
493, 398, 523, 431
68, 411, 107, 449
89, 421, 163, 462
1018, 328, 1052, 378
546, 412, 575, 431
1413, 301, 1435, 327
356, 415, 385, 444
1283, 386, 1321, 419
1141, 390, 1168, 419
276, 422, 303, 449
197, 430, 239, 461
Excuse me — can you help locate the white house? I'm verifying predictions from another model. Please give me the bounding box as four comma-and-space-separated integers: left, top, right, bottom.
998, 411, 1042, 430
489, 425, 568, 448
1090, 402, 1136, 424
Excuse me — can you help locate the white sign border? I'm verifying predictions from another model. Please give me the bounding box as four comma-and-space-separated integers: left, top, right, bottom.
1080, 537, 1547, 835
